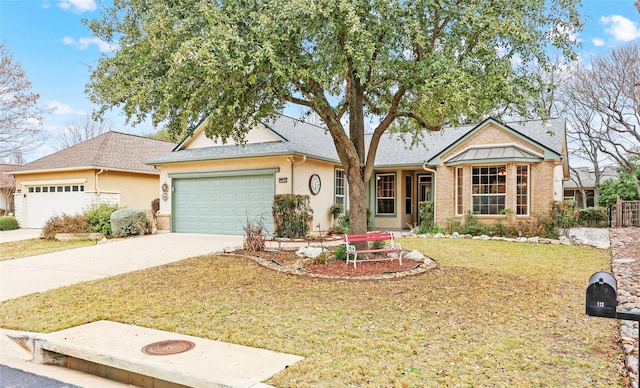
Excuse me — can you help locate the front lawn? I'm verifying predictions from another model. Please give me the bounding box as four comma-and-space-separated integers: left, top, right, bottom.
0, 238, 96, 261
0, 238, 623, 386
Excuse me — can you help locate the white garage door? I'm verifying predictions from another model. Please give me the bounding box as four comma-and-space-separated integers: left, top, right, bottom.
25, 184, 85, 228
172, 171, 275, 235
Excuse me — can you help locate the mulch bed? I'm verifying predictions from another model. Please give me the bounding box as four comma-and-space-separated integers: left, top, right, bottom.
230, 249, 436, 280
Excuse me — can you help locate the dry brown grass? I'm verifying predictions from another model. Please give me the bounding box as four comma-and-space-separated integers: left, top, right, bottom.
0, 238, 95, 261
0, 238, 623, 387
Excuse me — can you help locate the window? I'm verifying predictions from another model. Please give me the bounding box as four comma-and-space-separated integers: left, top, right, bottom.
405, 175, 413, 215
334, 169, 346, 209
456, 167, 464, 215
516, 165, 529, 215
472, 165, 506, 214
376, 173, 395, 215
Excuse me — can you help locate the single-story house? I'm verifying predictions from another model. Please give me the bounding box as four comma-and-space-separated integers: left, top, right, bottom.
146, 115, 568, 235
0, 164, 19, 215
10, 132, 176, 228
564, 166, 618, 208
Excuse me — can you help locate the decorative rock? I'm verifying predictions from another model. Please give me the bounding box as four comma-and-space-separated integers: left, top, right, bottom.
516, 237, 528, 243
295, 246, 326, 259
615, 259, 636, 264
527, 236, 539, 243
558, 236, 572, 245
405, 250, 425, 261
450, 232, 460, 239
434, 233, 445, 239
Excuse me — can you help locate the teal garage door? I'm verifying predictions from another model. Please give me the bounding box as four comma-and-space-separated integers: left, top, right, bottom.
172, 172, 275, 235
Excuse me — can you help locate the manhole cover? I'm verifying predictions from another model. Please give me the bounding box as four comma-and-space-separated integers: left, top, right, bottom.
141, 340, 195, 355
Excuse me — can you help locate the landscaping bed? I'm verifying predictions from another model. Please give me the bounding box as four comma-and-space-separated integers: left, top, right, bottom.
241, 248, 434, 279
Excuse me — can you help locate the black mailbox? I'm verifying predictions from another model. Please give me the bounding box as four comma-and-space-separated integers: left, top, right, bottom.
586, 271, 618, 318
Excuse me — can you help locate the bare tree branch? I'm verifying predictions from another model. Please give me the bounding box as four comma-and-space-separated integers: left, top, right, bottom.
0, 44, 47, 161
57, 115, 113, 149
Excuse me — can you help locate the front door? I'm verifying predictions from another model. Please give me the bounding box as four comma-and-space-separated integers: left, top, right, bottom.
417, 174, 433, 225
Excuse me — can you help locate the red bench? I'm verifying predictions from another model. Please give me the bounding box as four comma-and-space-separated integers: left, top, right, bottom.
343, 232, 404, 269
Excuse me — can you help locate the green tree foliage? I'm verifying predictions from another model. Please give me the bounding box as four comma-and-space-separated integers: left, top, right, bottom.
86, 0, 581, 234
597, 163, 640, 207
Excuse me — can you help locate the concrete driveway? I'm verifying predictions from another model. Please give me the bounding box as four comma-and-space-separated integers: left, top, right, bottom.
0, 228, 42, 243
0, 232, 244, 301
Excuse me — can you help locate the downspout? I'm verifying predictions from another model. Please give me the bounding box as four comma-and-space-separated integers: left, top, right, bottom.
95, 168, 105, 205
423, 163, 437, 227
289, 155, 307, 193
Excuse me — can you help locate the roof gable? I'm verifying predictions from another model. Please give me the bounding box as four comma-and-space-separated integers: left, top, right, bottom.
178, 121, 284, 150
426, 117, 564, 166
13, 132, 176, 174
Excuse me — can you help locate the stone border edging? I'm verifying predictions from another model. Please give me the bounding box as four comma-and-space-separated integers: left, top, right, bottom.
222, 253, 437, 280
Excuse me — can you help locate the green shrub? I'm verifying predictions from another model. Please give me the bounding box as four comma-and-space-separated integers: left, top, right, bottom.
418, 200, 434, 230
110, 208, 147, 238
272, 194, 313, 238
41, 214, 93, 240
85, 204, 120, 237
333, 244, 348, 261
0, 217, 19, 231
333, 213, 350, 234
575, 207, 608, 227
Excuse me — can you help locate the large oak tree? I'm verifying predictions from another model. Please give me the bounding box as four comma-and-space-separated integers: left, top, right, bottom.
86, 0, 581, 234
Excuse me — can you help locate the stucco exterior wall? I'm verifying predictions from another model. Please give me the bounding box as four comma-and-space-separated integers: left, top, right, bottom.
97, 170, 159, 211
156, 156, 339, 232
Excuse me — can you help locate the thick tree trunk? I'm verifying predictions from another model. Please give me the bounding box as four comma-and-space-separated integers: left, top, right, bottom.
346, 165, 368, 235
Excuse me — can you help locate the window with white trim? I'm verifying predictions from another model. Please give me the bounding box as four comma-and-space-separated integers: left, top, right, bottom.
334, 168, 346, 209
376, 173, 395, 215
516, 165, 529, 215
405, 175, 412, 215
472, 166, 506, 214
456, 167, 463, 215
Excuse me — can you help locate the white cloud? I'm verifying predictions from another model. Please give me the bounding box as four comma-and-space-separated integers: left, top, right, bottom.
62, 36, 117, 53
58, 0, 96, 13
592, 38, 605, 47
45, 101, 85, 115
600, 15, 640, 42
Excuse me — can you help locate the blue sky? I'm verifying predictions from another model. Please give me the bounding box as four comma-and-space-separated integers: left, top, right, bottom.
1, 0, 639, 162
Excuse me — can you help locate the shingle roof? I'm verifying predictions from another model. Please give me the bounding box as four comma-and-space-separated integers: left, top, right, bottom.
565, 166, 618, 189
13, 132, 176, 174
146, 115, 566, 167
0, 164, 19, 188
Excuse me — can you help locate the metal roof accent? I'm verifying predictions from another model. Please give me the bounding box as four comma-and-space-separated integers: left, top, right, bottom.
444, 145, 544, 166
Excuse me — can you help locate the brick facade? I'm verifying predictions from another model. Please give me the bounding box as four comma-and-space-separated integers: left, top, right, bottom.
433, 123, 560, 228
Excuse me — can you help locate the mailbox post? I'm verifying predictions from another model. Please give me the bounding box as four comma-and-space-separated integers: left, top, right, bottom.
586, 271, 640, 371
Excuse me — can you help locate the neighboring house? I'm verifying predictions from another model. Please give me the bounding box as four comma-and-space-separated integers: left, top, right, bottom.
10, 132, 176, 228
0, 164, 19, 215
146, 115, 568, 235
564, 166, 618, 208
